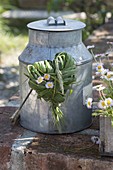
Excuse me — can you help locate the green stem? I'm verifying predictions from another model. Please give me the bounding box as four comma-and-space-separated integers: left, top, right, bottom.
99, 90, 105, 100
53, 78, 56, 98
55, 58, 64, 94
109, 81, 113, 89
90, 49, 98, 63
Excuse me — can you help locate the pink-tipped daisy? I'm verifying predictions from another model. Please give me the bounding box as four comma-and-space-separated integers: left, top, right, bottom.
36, 76, 44, 84
98, 100, 107, 109
44, 74, 50, 80
45, 82, 54, 89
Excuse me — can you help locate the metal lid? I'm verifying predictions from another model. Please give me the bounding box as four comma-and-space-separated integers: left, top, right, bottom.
27, 16, 86, 32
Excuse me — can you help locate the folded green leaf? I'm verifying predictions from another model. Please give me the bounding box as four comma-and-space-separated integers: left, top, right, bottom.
26, 52, 77, 129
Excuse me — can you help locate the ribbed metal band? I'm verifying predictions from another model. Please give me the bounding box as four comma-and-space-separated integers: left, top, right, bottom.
29, 29, 82, 48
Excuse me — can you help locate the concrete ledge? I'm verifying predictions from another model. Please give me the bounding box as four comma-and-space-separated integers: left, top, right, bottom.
24, 152, 113, 170
10, 130, 36, 170
2, 9, 86, 20
0, 107, 23, 170
0, 106, 113, 170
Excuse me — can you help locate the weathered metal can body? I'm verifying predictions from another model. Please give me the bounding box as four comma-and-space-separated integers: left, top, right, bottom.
19, 18, 92, 133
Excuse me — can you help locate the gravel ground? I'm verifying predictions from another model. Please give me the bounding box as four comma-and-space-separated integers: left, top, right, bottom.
0, 51, 20, 106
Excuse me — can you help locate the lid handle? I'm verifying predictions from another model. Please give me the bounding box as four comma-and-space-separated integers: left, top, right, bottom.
47, 16, 66, 26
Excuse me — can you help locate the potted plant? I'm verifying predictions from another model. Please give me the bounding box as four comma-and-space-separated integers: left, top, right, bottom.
86, 43, 113, 156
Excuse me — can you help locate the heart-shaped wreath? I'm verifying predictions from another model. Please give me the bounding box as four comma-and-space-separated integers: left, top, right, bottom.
25, 52, 77, 127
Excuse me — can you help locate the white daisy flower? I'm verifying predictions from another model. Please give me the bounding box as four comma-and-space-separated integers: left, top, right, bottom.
101, 53, 106, 57
91, 136, 101, 145
92, 75, 95, 80
94, 84, 105, 91
98, 100, 107, 109
105, 98, 113, 107
96, 63, 104, 73
95, 53, 105, 58
107, 41, 113, 45
101, 69, 109, 75
95, 54, 101, 58
105, 52, 110, 56
86, 98, 93, 109
45, 82, 54, 89
44, 74, 50, 80
36, 76, 44, 84
87, 45, 95, 49
100, 69, 109, 79
105, 71, 113, 81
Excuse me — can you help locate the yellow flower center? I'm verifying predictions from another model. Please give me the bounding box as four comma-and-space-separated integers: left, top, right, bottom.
44, 74, 49, 79
107, 74, 111, 78
38, 77, 43, 83
48, 83, 52, 87
45, 75, 48, 79
88, 101, 91, 106
101, 101, 106, 107
107, 99, 111, 106
98, 65, 102, 69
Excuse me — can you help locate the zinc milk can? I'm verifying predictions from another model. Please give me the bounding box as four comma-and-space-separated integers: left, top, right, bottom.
19, 17, 92, 134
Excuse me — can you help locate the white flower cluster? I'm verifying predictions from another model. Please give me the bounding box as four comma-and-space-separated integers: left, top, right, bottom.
36, 74, 54, 89
96, 63, 113, 81
85, 43, 113, 112
98, 98, 113, 109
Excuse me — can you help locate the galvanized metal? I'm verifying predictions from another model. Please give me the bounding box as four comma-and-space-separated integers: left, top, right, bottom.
19, 18, 92, 134
27, 18, 86, 32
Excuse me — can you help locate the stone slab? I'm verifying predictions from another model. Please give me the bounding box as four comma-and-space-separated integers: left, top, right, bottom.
0, 107, 24, 170
24, 152, 113, 170
10, 130, 36, 170
23, 126, 113, 170
0, 100, 113, 169
2, 10, 75, 20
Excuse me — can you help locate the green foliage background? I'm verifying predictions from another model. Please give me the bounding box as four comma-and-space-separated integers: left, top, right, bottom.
0, 0, 113, 60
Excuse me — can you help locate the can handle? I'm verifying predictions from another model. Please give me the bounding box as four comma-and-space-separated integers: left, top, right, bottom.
47, 16, 66, 26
